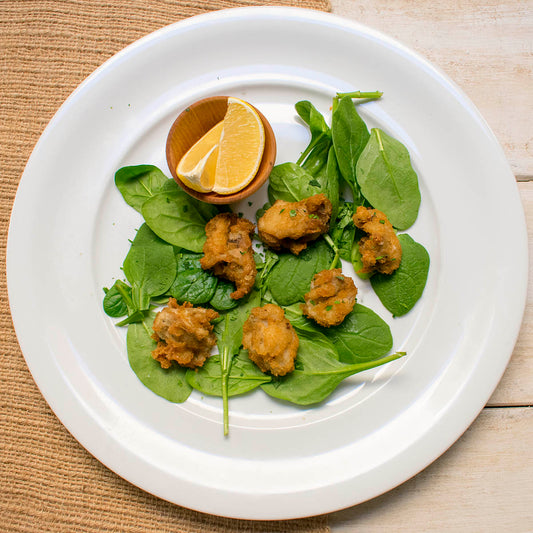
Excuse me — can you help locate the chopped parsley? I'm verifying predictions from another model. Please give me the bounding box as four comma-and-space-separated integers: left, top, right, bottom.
289, 209, 297, 217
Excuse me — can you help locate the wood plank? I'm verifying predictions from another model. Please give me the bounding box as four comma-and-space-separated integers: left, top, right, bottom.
330, 0, 533, 178
488, 181, 533, 405
328, 407, 533, 531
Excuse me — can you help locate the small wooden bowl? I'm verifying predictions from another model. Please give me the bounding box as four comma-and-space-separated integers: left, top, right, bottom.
166, 96, 276, 204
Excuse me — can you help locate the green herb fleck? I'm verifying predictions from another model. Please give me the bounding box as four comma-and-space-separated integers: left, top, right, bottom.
379, 219, 385, 224
290, 209, 297, 217
336, 275, 344, 281
279, 208, 285, 214
326, 305, 333, 311
308, 214, 319, 219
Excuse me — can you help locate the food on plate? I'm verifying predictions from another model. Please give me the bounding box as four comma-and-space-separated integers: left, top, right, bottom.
353, 206, 402, 275
301, 268, 358, 327
151, 298, 219, 369
200, 212, 257, 299
242, 304, 299, 376
257, 193, 332, 254
106, 90, 428, 435
176, 121, 223, 192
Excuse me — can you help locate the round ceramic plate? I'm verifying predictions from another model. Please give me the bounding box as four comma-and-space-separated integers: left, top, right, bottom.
7, 7, 527, 520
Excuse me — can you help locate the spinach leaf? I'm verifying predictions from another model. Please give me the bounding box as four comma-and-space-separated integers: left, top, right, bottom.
141, 180, 218, 252
267, 163, 317, 204
103, 279, 132, 318
282, 301, 392, 363
294, 100, 331, 165
127, 315, 192, 403
356, 129, 421, 230
115, 165, 169, 213
254, 248, 279, 297
331, 96, 370, 205
261, 334, 405, 405
371, 234, 430, 316
209, 280, 238, 311
215, 290, 261, 434
325, 304, 393, 363
329, 201, 355, 261
169, 252, 218, 304
186, 349, 271, 398
267, 239, 334, 306
123, 224, 176, 311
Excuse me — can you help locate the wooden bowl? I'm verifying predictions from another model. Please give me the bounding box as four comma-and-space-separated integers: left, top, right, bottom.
166, 96, 276, 204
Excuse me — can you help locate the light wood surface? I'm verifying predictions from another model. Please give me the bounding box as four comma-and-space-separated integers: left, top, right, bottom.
328, 1, 533, 530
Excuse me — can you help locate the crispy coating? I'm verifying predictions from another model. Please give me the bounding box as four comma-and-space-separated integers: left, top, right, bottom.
200, 213, 257, 300
258, 193, 332, 255
353, 206, 402, 275
301, 268, 358, 327
151, 298, 219, 369
242, 304, 299, 377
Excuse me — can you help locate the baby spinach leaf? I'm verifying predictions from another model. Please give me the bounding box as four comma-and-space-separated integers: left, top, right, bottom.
186, 350, 271, 398
169, 252, 218, 304
267, 239, 334, 306
254, 248, 279, 297
103, 279, 132, 318
261, 334, 405, 405
294, 100, 331, 166
282, 301, 392, 363
127, 315, 192, 403
215, 290, 261, 434
123, 224, 176, 311
209, 280, 238, 311
141, 181, 218, 252
267, 163, 317, 204
356, 129, 421, 230
325, 304, 393, 363
295, 100, 331, 140
329, 201, 355, 261
331, 95, 370, 205
371, 234, 430, 316
115, 165, 169, 213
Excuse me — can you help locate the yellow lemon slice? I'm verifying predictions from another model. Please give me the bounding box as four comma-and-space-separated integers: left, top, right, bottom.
212, 97, 265, 195
177, 121, 223, 192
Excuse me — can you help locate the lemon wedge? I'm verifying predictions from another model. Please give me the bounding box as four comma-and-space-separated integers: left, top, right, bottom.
212, 97, 265, 195
176, 121, 223, 192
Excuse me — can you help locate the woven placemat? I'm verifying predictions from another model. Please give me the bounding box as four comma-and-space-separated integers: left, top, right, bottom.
0, 1, 331, 531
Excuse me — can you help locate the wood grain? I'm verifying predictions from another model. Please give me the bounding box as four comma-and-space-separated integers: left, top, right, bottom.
488, 181, 533, 406
331, 0, 533, 179
328, 407, 533, 531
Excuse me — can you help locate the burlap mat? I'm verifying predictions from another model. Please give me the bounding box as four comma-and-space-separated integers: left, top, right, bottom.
0, 1, 331, 531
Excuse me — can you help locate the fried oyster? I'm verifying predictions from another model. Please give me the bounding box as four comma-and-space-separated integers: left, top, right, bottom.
353, 206, 402, 275
257, 193, 332, 255
200, 212, 257, 300
151, 298, 219, 369
242, 304, 299, 377
302, 268, 358, 327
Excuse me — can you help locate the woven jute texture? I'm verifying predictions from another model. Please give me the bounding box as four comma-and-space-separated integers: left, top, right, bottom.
0, 1, 331, 531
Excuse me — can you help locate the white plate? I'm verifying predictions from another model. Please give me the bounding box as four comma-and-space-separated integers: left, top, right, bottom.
7, 7, 527, 520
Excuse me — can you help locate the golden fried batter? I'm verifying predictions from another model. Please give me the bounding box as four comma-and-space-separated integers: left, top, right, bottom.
242, 304, 299, 376
301, 268, 357, 327
353, 206, 402, 275
151, 298, 219, 369
200, 213, 257, 300
257, 193, 332, 255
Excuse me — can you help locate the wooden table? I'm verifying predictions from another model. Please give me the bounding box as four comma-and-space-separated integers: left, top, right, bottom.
327, 1, 533, 530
